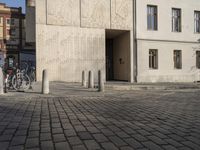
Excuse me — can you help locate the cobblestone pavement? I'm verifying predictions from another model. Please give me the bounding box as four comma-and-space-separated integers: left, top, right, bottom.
0, 88, 200, 150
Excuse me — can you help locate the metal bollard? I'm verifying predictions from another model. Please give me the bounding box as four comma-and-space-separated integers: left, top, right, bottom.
0, 68, 4, 94
98, 70, 104, 92
42, 69, 49, 94
82, 71, 86, 87
88, 71, 94, 88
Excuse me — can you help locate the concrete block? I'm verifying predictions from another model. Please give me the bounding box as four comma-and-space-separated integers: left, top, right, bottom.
98, 70, 104, 92
88, 71, 94, 88
82, 71, 87, 87
42, 69, 49, 94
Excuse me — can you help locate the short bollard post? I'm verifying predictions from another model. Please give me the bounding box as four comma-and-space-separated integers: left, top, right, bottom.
42, 69, 49, 94
0, 68, 4, 94
88, 71, 94, 88
82, 71, 86, 87
98, 70, 104, 92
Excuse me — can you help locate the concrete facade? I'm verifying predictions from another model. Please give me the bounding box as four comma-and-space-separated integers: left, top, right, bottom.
27, 0, 200, 83
33, 0, 134, 82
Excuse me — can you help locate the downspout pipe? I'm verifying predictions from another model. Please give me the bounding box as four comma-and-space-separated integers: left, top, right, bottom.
133, 0, 138, 82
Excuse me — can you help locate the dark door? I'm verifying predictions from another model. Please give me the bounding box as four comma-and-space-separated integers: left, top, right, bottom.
106, 39, 113, 81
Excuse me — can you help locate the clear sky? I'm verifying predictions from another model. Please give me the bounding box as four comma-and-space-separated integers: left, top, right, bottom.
0, 0, 25, 13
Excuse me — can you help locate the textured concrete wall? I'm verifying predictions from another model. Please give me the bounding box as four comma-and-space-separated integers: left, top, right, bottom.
111, 0, 133, 30
35, 0, 134, 82
113, 32, 130, 81
47, 0, 80, 26
137, 40, 200, 82
36, 24, 105, 82
81, 0, 110, 28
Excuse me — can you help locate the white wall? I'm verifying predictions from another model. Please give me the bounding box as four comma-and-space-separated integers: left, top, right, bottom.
136, 0, 200, 43
137, 40, 200, 82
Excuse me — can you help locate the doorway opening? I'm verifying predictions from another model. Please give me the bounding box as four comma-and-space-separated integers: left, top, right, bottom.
106, 29, 131, 82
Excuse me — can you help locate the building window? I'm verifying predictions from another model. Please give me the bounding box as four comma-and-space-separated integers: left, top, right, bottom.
174, 50, 182, 69
0, 17, 2, 24
10, 29, 16, 36
7, 29, 10, 35
196, 51, 200, 69
194, 11, 200, 33
149, 49, 158, 69
147, 5, 158, 30
11, 18, 15, 25
6, 18, 10, 25
172, 8, 181, 32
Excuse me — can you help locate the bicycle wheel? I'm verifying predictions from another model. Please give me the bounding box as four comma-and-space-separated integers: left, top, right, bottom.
12, 73, 31, 91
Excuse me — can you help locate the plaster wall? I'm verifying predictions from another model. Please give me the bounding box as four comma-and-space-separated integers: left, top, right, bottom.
136, 0, 200, 43
137, 40, 200, 82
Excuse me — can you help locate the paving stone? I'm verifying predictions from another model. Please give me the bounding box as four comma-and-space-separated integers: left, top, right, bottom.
72, 144, 87, 150
55, 142, 71, 150
181, 141, 200, 150
78, 132, 93, 140
93, 133, 109, 142
147, 135, 167, 145
8, 146, 24, 150
52, 128, 63, 134
162, 145, 178, 150
124, 138, 143, 149
0, 142, 9, 150
68, 136, 82, 145
109, 136, 127, 147
53, 134, 66, 143
41, 141, 54, 150
164, 139, 184, 147
0, 134, 13, 141
25, 138, 39, 148
142, 141, 163, 150
64, 130, 77, 137
40, 132, 52, 141
84, 140, 101, 150
10, 136, 26, 146
120, 146, 134, 150
101, 142, 119, 150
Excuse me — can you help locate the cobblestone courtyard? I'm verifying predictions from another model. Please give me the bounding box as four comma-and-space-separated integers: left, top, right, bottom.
0, 85, 200, 150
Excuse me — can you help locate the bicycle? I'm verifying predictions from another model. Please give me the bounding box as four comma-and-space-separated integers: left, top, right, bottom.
11, 68, 31, 91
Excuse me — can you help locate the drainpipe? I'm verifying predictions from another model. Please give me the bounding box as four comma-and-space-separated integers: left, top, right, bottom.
133, 0, 138, 82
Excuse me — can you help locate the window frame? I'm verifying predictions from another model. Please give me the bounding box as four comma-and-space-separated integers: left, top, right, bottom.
196, 51, 200, 69
172, 8, 182, 32
6, 18, 10, 25
194, 11, 200, 33
174, 50, 182, 69
147, 5, 158, 31
149, 49, 158, 69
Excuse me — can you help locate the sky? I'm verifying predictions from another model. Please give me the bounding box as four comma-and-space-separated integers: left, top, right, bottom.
0, 0, 25, 13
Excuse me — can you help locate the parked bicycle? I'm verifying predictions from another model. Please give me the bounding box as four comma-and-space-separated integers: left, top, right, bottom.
4, 65, 31, 91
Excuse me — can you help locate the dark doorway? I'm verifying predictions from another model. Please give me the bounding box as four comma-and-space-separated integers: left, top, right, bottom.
106, 29, 131, 82
106, 39, 114, 81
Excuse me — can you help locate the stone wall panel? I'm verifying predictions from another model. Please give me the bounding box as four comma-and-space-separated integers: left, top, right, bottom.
81, 0, 110, 29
